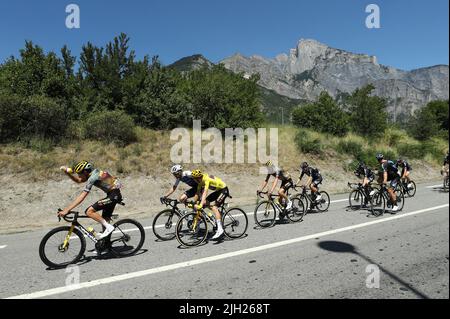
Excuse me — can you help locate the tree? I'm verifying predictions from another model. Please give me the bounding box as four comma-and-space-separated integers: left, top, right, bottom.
346, 84, 388, 137
408, 100, 449, 141
291, 91, 349, 136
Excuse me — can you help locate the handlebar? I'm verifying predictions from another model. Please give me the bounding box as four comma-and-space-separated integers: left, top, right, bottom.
160, 197, 180, 207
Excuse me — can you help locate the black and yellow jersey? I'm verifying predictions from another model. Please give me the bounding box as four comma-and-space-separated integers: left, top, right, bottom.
197, 174, 227, 193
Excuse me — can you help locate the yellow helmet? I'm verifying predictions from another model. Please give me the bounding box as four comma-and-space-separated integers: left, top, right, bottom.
191, 169, 203, 178
265, 160, 273, 167
73, 161, 93, 174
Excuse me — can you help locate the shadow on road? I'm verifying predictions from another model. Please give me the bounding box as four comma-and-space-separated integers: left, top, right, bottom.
317, 240, 430, 299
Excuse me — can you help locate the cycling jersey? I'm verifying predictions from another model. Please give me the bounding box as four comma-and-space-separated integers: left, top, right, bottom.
355, 166, 375, 180
265, 166, 290, 182
300, 167, 321, 180
197, 174, 227, 193
444, 155, 449, 166
174, 171, 198, 188
380, 160, 399, 181
84, 169, 122, 193
397, 160, 412, 171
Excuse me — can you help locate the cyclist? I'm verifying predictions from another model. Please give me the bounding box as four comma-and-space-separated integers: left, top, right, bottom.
297, 162, 323, 202
354, 162, 377, 202
257, 160, 294, 211
162, 165, 198, 205
58, 161, 123, 239
396, 158, 413, 190
376, 154, 400, 212
442, 151, 449, 177
191, 170, 228, 240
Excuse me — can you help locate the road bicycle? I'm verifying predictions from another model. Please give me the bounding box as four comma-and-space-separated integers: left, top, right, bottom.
39, 203, 145, 269
152, 198, 190, 241
296, 185, 330, 213
442, 167, 449, 192
371, 183, 405, 217
254, 191, 305, 228
175, 191, 248, 247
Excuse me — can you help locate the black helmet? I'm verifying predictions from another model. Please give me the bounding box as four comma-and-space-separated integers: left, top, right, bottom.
300, 162, 309, 170
376, 154, 384, 161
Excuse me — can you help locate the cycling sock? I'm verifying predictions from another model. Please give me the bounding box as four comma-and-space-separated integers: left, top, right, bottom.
217, 220, 223, 230
100, 219, 110, 228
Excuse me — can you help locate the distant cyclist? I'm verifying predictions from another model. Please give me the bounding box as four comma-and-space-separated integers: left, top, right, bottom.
354, 162, 377, 200
257, 160, 294, 211
162, 165, 198, 205
191, 170, 228, 240
297, 162, 323, 202
396, 159, 413, 190
58, 161, 123, 239
376, 154, 400, 212
442, 151, 449, 178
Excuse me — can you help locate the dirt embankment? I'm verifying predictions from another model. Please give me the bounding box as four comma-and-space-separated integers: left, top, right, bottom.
0, 159, 442, 234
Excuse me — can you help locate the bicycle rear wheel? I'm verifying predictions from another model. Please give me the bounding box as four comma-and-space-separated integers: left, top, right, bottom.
315, 191, 330, 212
39, 226, 86, 269
254, 201, 277, 228
445, 177, 449, 192
152, 209, 180, 241
108, 219, 145, 257
286, 196, 306, 222
223, 208, 248, 239
394, 189, 405, 211
405, 181, 417, 197
176, 213, 208, 247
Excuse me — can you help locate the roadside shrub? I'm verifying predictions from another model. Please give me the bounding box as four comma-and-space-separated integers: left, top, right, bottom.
396, 143, 425, 159
336, 140, 364, 158
295, 129, 323, 155
82, 110, 137, 146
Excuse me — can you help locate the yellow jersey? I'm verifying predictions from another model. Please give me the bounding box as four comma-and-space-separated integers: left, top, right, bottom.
197, 174, 227, 193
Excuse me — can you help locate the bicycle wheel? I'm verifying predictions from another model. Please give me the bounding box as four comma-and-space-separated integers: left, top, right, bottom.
176, 212, 208, 247
108, 219, 145, 257
223, 208, 248, 239
394, 189, 405, 211
405, 181, 416, 197
445, 177, 449, 192
349, 190, 363, 211
286, 196, 306, 222
371, 191, 385, 217
152, 209, 180, 241
39, 226, 86, 269
254, 201, 277, 228
315, 191, 330, 212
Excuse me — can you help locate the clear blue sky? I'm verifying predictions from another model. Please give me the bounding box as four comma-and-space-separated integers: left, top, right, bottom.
0, 0, 448, 70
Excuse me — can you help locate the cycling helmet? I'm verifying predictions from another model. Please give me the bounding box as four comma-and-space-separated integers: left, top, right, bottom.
191, 170, 203, 178
300, 162, 309, 169
170, 164, 183, 174
265, 160, 273, 167
376, 154, 384, 161
73, 161, 93, 174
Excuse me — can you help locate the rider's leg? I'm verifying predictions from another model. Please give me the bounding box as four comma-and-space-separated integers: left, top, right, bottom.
86, 205, 115, 237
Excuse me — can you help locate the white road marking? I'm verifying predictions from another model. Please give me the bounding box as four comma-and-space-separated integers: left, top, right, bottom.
7, 203, 448, 299
0, 245, 7, 249
425, 184, 443, 189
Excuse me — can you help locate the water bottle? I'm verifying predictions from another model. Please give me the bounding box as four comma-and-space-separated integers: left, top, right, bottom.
87, 227, 96, 236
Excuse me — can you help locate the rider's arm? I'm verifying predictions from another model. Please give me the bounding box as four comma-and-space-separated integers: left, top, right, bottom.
164, 186, 177, 198
64, 171, 85, 184
383, 172, 388, 184
60, 191, 89, 215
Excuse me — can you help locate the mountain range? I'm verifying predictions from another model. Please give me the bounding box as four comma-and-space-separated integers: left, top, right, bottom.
170, 39, 449, 122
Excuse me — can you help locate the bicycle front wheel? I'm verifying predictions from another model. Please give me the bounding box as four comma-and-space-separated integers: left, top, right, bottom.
152, 209, 180, 241
254, 201, 277, 228
109, 219, 145, 257
223, 208, 248, 239
176, 213, 208, 247
286, 196, 306, 222
39, 226, 86, 269
349, 190, 363, 211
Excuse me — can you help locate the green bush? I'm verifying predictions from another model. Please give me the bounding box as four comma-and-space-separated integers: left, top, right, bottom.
82, 110, 137, 145
336, 140, 364, 158
396, 143, 425, 159
0, 94, 68, 143
295, 130, 323, 155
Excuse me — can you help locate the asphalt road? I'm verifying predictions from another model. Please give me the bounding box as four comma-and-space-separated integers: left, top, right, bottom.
0, 181, 448, 299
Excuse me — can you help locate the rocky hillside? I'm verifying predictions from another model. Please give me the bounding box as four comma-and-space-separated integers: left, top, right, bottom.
221, 39, 449, 119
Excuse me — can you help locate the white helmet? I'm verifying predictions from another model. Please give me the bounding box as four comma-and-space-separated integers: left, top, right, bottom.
170, 164, 183, 174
